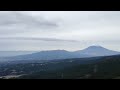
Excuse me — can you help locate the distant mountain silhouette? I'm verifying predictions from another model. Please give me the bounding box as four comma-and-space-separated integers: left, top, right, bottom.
3, 50, 90, 61
74, 46, 120, 56
0, 51, 36, 57
1, 46, 120, 62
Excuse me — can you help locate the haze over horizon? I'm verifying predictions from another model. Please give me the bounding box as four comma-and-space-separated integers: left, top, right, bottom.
0, 11, 120, 51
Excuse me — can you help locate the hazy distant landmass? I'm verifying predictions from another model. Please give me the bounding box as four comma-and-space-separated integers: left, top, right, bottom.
0, 51, 37, 57
0, 46, 119, 62
74, 46, 120, 56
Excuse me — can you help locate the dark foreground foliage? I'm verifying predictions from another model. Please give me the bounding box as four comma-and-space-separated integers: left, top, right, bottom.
1, 55, 120, 79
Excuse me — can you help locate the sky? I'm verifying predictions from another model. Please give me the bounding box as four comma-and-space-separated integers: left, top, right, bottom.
0, 11, 120, 51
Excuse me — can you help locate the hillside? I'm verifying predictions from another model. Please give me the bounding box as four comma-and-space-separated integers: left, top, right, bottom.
9, 55, 120, 79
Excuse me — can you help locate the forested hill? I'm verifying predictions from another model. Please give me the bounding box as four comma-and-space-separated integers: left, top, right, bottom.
17, 55, 120, 79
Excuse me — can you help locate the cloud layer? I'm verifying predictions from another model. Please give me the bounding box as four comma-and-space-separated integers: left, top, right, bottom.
0, 37, 78, 42
0, 11, 120, 51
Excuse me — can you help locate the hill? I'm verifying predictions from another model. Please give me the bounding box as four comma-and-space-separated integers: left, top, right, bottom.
1, 46, 120, 62
15, 55, 120, 79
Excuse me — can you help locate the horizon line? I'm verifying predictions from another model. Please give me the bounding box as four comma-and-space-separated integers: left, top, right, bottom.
0, 45, 119, 52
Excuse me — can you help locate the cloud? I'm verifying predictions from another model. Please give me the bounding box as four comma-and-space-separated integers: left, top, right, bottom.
0, 11, 59, 35
0, 11, 120, 51
0, 11, 58, 27
13, 12, 58, 28
0, 37, 78, 42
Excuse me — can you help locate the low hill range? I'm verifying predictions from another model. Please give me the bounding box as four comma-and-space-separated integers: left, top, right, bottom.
0, 46, 120, 62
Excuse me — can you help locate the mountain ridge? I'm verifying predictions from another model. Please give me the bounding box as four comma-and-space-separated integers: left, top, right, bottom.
1, 46, 120, 62
74, 46, 120, 56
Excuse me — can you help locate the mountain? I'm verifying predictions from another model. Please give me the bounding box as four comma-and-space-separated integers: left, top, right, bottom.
3, 50, 90, 61
0, 51, 36, 57
1, 46, 120, 62
74, 46, 120, 57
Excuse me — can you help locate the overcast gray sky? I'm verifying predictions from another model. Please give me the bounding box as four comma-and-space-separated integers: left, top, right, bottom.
0, 11, 120, 51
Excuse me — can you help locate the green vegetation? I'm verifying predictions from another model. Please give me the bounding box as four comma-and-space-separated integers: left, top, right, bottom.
1, 55, 120, 79
19, 55, 120, 79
